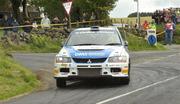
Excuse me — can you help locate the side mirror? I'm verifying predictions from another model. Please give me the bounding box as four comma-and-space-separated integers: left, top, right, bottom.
124, 41, 128, 47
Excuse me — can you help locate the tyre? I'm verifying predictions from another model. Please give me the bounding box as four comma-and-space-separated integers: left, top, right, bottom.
122, 77, 130, 85
56, 78, 66, 88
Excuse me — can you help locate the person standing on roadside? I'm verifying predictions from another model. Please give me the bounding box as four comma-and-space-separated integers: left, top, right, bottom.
171, 12, 177, 24
63, 17, 68, 29
23, 19, 32, 33
41, 14, 51, 29
143, 20, 149, 31
149, 20, 156, 30
11, 19, 20, 45
2, 15, 9, 36
164, 20, 176, 45
52, 16, 60, 28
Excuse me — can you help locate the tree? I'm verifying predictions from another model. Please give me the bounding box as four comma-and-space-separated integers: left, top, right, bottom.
31, 0, 118, 21
10, 0, 21, 21
9, 0, 30, 23
22, 0, 29, 18
72, 0, 118, 20
31, 0, 64, 20
128, 12, 153, 17
0, 0, 11, 12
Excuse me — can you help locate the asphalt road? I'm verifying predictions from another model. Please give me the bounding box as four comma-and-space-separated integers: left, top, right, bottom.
3, 45, 180, 104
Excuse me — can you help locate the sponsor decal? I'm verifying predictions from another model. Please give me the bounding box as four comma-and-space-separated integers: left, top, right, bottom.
66, 47, 113, 58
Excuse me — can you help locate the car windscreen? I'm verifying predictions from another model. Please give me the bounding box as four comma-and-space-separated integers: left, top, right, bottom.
66, 30, 122, 46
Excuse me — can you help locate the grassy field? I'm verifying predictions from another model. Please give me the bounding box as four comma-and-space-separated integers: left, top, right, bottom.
0, 46, 40, 100
111, 16, 152, 25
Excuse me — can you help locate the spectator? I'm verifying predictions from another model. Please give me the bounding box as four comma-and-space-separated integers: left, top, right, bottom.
90, 12, 96, 21
12, 19, 19, 33
52, 16, 60, 24
171, 12, 177, 24
164, 9, 171, 23
153, 10, 159, 24
160, 10, 165, 23
32, 20, 38, 29
2, 15, 9, 36
149, 20, 156, 30
7, 14, 14, 28
134, 23, 139, 33
0, 14, 3, 27
41, 14, 51, 29
52, 16, 60, 28
82, 12, 87, 22
23, 19, 32, 33
63, 17, 68, 29
152, 8, 177, 24
164, 20, 176, 45
143, 20, 149, 30
11, 19, 20, 44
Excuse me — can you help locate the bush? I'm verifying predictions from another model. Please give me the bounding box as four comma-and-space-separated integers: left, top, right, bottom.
29, 35, 64, 53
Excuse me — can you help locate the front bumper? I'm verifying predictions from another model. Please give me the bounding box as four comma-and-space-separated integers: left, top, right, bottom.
53, 62, 129, 79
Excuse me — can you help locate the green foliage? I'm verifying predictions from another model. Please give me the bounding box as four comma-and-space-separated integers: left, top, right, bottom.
174, 24, 180, 44
0, 0, 7, 7
3, 35, 64, 53
128, 12, 153, 17
72, 0, 118, 20
31, 0, 118, 21
29, 35, 63, 52
0, 46, 39, 100
31, 0, 64, 19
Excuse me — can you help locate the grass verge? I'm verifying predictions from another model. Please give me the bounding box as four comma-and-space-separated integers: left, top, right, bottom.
0, 46, 40, 101
3, 33, 166, 52
3, 35, 64, 53
126, 33, 166, 51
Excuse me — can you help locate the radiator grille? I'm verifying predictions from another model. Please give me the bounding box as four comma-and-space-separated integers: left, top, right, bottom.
73, 58, 107, 63
78, 68, 101, 77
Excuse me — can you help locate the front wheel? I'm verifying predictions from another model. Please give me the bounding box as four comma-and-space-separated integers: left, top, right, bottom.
121, 77, 130, 85
56, 78, 66, 88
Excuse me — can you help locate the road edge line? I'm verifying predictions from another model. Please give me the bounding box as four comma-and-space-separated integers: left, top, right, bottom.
96, 75, 180, 104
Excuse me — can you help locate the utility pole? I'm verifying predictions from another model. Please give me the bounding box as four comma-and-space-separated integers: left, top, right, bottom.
134, 0, 140, 31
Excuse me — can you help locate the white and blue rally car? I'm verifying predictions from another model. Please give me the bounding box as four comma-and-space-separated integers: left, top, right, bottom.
53, 26, 130, 87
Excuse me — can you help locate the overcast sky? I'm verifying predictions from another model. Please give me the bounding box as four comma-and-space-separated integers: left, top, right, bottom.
110, 0, 180, 18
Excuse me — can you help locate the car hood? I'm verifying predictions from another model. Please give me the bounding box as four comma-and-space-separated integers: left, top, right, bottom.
63, 45, 124, 59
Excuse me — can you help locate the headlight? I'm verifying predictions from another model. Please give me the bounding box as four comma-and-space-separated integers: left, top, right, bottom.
55, 56, 71, 63
108, 56, 127, 63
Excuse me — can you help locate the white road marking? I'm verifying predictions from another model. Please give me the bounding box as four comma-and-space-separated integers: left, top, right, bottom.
96, 75, 180, 104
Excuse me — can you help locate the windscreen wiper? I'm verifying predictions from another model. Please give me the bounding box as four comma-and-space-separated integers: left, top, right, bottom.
73, 44, 100, 46
105, 43, 122, 45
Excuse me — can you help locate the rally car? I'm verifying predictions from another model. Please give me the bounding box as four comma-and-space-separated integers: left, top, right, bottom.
53, 26, 130, 87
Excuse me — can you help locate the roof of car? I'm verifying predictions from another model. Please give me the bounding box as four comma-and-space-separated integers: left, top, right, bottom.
74, 26, 117, 31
